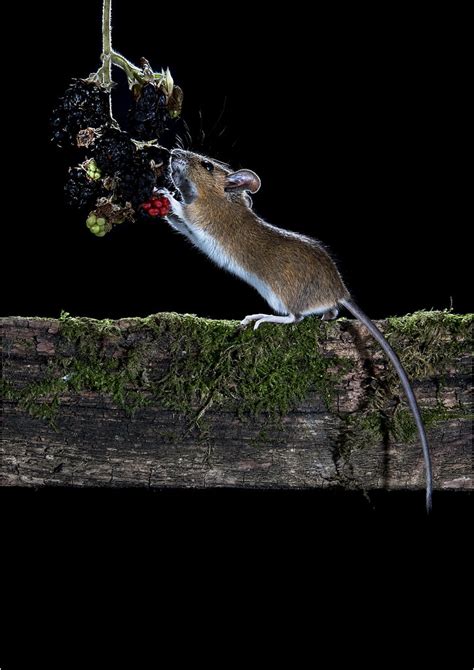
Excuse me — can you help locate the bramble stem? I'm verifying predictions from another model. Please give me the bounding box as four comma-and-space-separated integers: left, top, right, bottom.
91, 0, 166, 111
101, 0, 113, 89
111, 52, 145, 86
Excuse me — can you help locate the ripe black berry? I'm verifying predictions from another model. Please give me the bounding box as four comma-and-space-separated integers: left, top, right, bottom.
92, 128, 135, 176
50, 79, 109, 148
115, 151, 157, 209
128, 83, 172, 141
64, 168, 104, 210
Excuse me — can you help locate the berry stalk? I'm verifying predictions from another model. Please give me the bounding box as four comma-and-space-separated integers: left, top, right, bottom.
96, 0, 113, 92
102, 0, 112, 89
111, 52, 148, 88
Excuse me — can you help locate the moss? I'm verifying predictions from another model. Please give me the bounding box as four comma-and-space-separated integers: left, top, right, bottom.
342, 413, 385, 454
339, 310, 473, 454
0, 376, 66, 427
386, 310, 473, 380
18, 338, 35, 351
342, 406, 473, 455
2, 311, 349, 426
3, 310, 472, 443
152, 314, 349, 419
391, 406, 473, 443
57, 312, 153, 414
250, 428, 271, 448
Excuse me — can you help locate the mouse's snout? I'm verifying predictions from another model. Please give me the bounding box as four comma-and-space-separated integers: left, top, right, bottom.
171, 148, 187, 162
170, 148, 188, 175
170, 149, 197, 203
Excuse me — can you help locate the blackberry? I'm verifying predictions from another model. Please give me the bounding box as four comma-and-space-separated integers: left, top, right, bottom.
128, 83, 172, 141
115, 151, 157, 209
50, 79, 109, 147
143, 145, 174, 190
93, 127, 135, 176
64, 168, 103, 210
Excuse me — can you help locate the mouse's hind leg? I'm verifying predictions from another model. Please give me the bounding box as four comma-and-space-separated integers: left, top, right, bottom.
321, 307, 339, 321
240, 313, 304, 330
240, 313, 269, 328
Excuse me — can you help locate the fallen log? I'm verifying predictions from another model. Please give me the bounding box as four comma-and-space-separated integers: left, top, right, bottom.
0, 311, 472, 491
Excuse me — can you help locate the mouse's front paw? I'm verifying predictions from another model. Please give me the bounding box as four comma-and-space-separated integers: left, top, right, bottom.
154, 186, 173, 198
165, 196, 186, 221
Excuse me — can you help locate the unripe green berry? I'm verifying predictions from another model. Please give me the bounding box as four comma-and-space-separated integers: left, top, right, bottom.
86, 160, 102, 181
86, 214, 97, 226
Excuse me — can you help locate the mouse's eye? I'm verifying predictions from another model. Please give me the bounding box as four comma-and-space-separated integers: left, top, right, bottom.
201, 160, 214, 173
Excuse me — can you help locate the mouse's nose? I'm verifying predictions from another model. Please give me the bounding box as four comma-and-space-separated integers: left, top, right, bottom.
171, 148, 186, 160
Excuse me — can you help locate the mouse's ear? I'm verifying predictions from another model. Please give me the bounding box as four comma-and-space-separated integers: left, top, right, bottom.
224, 169, 261, 194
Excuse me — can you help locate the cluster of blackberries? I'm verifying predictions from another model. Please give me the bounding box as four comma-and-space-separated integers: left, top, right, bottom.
51, 78, 180, 236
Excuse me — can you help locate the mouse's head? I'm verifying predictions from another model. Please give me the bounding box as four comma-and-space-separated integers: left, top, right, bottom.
170, 149, 261, 207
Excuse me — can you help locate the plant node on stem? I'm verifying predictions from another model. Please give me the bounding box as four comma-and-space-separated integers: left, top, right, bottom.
95, 0, 113, 91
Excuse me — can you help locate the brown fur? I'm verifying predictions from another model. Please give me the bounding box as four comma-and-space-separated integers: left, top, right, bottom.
175, 151, 350, 314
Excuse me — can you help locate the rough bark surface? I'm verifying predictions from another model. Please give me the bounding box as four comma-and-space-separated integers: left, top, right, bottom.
1, 315, 472, 491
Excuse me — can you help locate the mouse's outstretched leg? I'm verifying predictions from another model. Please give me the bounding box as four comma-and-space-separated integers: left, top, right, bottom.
240, 313, 303, 330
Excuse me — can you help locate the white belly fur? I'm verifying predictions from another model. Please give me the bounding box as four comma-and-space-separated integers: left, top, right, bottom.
190, 227, 288, 314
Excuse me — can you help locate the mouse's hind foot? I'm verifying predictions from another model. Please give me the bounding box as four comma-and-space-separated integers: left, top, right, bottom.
321, 307, 339, 321
240, 313, 304, 330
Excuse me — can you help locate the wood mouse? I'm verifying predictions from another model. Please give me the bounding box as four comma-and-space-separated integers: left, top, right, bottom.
161, 148, 433, 511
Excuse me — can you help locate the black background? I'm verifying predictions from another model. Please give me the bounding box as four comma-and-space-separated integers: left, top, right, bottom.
2, 1, 471, 319
1, 10, 473, 658
1, 2, 472, 531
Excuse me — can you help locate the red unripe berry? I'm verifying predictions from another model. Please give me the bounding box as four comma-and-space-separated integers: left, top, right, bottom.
160, 199, 170, 216
140, 195, 170, 218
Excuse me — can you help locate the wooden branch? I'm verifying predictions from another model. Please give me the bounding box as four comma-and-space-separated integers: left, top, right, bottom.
1, 312, 472, 491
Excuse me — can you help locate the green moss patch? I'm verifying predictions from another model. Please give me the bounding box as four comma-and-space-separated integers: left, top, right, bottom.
338, 310, 473, 455
2, 310, 471, 445
386, 310, 473, 379
2, 312, 349, 427
152, 313, 349, 418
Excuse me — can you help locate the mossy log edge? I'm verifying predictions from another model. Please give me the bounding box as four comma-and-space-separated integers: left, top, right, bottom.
0, 312, 472, 491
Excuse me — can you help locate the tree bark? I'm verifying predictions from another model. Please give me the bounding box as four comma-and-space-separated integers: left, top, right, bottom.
1, 314, 472, 491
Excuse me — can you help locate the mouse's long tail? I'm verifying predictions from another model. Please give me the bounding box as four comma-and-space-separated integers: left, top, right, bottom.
340, 298, 433, 512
